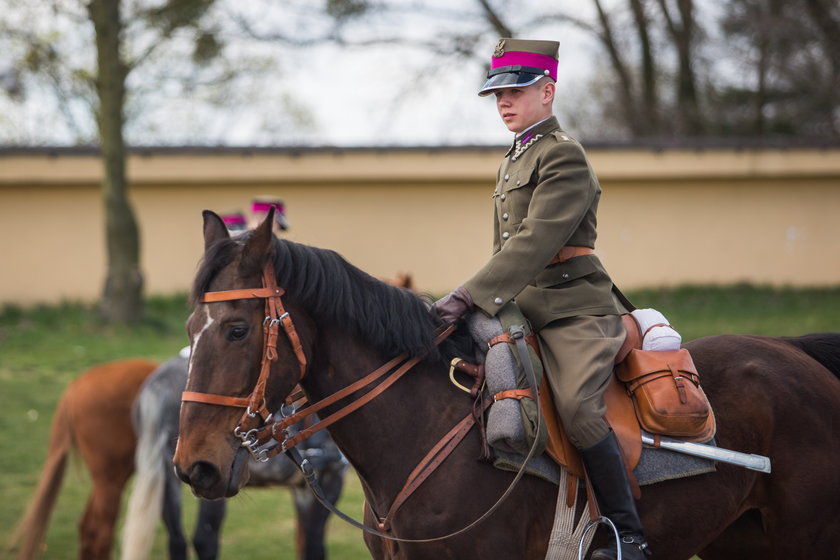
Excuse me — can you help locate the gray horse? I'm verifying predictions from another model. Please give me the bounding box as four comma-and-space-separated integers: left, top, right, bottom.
121, 354, 347, 560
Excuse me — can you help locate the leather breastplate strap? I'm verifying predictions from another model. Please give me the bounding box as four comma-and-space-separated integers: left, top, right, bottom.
376, 396, 493, 534
262, 325, 457, 455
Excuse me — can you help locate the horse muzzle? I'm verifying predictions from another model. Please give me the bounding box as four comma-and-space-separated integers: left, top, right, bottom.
174, 446, 250, 499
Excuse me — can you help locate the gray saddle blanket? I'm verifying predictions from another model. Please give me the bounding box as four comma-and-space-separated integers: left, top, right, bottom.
465, 310, 716, 487
493, 444, 716, 487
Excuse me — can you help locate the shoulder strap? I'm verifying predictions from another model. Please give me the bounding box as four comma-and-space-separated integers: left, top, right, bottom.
611, 284, 636, 312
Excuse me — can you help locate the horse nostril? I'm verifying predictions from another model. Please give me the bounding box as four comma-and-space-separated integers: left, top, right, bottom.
186, 461, 222, 492
174, 463, 190, 484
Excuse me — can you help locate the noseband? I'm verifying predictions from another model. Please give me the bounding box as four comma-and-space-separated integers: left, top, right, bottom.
181, 262, 308, 457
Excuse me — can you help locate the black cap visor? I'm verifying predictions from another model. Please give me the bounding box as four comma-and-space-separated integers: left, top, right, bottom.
478, 68, 545, 96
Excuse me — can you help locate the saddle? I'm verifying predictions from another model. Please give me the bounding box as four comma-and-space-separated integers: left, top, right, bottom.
467, 312, 716, 505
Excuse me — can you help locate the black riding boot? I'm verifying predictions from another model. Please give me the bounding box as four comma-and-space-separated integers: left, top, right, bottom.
580, 431, 651, 560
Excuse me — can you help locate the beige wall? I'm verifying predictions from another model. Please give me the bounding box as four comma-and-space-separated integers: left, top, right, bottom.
1, 145, 839, 305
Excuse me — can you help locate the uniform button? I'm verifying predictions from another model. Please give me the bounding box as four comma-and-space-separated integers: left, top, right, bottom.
500, 193, 506, 201
504, 174, 510, 181
516, 180, 521, 186
494, 297, 503, 305
502, 232, 510, 239
562, 273, 569, 279
502, 213, 509, 221
512, 156, 518, 161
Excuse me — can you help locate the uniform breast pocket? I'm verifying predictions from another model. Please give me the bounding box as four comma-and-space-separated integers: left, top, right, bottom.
498, 169, 535, 225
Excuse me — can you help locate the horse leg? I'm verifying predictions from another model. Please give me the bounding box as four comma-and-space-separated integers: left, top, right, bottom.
70, 359, 156, 560
291, 486, 326, 560
193, 499, 226, 560
77, 427, 135, 560
161, 468, 188, 560
291, 455, 347, 560
78, 481, 124, 560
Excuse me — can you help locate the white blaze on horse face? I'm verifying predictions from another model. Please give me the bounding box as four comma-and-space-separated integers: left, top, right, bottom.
187, 305, 217, 383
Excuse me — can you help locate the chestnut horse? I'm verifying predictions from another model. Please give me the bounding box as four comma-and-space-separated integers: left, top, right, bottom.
9, 354, 346, 560
8, 359, 158, 560
174, 210, 840, 559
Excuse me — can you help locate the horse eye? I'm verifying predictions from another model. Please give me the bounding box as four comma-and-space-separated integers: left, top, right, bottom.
227, 325, 249, 341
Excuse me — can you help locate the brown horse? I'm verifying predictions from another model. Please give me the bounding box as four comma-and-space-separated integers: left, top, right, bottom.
174, 210, 840, 559
8, 359, 158, 560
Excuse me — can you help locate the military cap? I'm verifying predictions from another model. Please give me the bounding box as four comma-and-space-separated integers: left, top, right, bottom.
251, 196, 289, 231
478, 38, 559, 96
221, 211, 247, 234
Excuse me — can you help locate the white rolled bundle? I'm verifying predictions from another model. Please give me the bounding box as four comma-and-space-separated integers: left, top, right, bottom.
631, 308, 682, 351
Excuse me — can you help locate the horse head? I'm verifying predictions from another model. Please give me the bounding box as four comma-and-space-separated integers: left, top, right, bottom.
173, 209, 313, 499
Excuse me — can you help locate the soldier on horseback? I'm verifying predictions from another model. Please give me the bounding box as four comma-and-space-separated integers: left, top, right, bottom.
433, 38, 650, 559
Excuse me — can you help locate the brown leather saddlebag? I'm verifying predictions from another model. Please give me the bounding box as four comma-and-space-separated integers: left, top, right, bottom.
615, 349, 716, 442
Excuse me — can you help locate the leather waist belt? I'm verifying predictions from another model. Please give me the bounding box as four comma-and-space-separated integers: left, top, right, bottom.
548, 246, 594, 266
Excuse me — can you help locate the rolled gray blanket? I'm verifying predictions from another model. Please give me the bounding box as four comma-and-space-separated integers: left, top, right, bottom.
466, 310, 527, 456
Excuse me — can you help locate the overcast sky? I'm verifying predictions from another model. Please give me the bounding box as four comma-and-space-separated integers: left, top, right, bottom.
0, 0, 632, 147
230, 3, 604, 147
281, 41, 595, 147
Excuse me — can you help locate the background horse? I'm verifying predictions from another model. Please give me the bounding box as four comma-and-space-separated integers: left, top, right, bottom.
121, 355, 347, 560
174, 211, 840, 559
8, 359, 158, 560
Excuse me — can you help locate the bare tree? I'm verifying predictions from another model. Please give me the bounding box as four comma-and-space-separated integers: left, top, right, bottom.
88, 0, 142, 322
657, 0, 702, 135
715, 0, 840, 137
629, 0, 660, 134
3, 0, 230, 322
2, 1, 836, 158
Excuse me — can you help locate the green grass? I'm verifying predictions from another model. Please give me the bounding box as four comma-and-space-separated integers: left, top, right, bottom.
627, 283, 840, 341
1, 285, 839, 558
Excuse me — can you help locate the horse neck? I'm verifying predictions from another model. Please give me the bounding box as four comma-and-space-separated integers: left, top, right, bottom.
302, 327, 473, 508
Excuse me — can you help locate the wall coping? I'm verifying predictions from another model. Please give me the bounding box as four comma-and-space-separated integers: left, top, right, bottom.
2, 142, 840, 185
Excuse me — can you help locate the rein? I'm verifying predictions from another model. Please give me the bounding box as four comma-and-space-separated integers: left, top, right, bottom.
182, 261, 543, 544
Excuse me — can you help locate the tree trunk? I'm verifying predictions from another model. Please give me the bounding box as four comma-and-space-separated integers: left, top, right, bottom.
593, 0, 642, 135
88, 0, 143, 322
658, 0, 703, 135
629, 0, 660, 135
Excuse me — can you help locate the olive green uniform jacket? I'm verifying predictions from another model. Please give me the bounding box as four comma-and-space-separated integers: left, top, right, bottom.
463, 116, 621, 330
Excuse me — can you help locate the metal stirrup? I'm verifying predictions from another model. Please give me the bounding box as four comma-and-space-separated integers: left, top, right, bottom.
578, 515, 622, 560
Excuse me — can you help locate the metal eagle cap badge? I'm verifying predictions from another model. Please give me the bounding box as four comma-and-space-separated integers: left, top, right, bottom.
493, 39, 506, 58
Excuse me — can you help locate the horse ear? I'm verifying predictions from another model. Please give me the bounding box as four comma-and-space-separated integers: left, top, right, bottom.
240, 206, 274, 274
203, 210, 230, 251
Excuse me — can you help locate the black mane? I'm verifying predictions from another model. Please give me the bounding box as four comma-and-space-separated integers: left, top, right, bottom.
192, 233, 472, 359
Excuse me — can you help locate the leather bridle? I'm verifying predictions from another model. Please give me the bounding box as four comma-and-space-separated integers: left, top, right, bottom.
181, 261, 455, 462
181, 262, 308, 458
180, 260, 539, 544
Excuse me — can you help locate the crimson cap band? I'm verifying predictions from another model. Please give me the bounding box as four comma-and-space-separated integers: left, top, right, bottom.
222, 212, 248, 232
251, 197, 289, 231
478, 38, 559, 96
